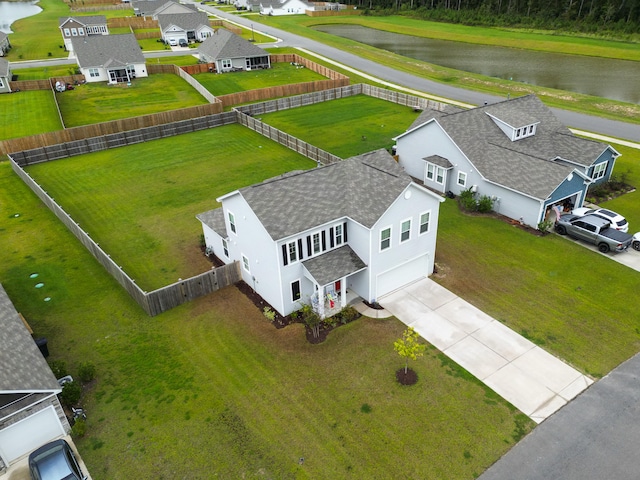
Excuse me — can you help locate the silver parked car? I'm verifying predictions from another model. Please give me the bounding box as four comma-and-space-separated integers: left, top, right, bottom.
29, 439, 87, 480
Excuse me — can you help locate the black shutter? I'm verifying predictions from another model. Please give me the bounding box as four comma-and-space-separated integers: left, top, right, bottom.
321, 231, 327, 251
329, 227, 335, 248
306, 236, 312, 257
292, 280, 301, 301
282, 244, 288, 266
343, 222, 348, 242
298, 238, 304, 260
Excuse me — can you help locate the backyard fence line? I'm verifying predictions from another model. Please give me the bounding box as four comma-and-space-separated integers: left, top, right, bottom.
9, 157, 241, 316
134, 31, 161, 40
209, 20, 242, 35
10, 75, 85, 92
108, 17, 158, 29
148, 63, 217, 104
70, 3, 132, 11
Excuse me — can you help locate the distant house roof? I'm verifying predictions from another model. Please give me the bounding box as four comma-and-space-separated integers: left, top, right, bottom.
217, 149, 415, 240
0, 58, 10, 77
401, 95, 611, 200
198, 29, 267, 61
0, 32, 9, 43
72, 34, 145, 69
157, 12, 211, 32
0, 284, 59, 393
59, 15, 107, 28
132, 0, 197, 16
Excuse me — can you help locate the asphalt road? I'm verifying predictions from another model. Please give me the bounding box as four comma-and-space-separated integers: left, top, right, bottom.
195, 5, 640, 143
479, 352, 640, 480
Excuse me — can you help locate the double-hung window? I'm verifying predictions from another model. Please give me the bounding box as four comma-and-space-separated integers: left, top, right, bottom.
88, 68, 100, 78
222, 59, 232, 69
400, 219, 411, 243
312, 233, 320, 254
426, 163, 435, 180
335, 224, 343, 246
419, 211, 431, 235
222, 238, 229, 258
435, 167, 444, 184
64, 28, 70, 36
592, 162, 607, 180
228, 212, 236, 234
426, 163, 444, 184
288, 241, 298, 263
71, 28, 77, 36
457, 171, 467, 187
242, 255, 250, 273
380, 227, 391, 251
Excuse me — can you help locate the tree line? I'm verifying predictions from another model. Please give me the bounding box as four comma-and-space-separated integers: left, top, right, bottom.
347, 0, 640, 36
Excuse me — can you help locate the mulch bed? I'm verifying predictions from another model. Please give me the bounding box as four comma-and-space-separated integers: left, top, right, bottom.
234, 280, 360, 344
396, 368, 418, 385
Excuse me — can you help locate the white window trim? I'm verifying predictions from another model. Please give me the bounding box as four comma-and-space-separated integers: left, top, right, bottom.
287, 241, 298, 264
419, 210, 431, 235
426, 163, 434, 180
380, 226, 392, 252
71, 28, 78, 36
222, 238, 229, 258
335, 224, 343, 246
222, 59, 232, 69
228, 211, 236, 235
400, 218, 411, 244
457, 171, 467, 187
242, 254, 250, 273
290, 279, 301, 302
64, 28, 70, 36
0, 78, 4, 88
592, 162, 607, 180
435, 166, 445, 185
312, 232, 321, 254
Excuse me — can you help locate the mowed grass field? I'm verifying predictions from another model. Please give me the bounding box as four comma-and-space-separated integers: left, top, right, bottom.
24, 125, 317, 291
0, 90, 62, 140
259, 95, 421, 158
193, 60, 328, 96
0, 158, 532, 478
55, 74, 209, 127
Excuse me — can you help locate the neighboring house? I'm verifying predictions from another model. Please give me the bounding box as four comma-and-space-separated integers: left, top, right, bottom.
197, 149, 444, 318
132, 0, 197, 18
198, 29, 270, 72
58, 15, 109, 53
0, 284, 70, 470
0, 59, 11, 94
157, 12, 214, 45
394, 94, 620, 227
71, 34, 147, 84
0, 32, 11, 57
246, 0, 314, 14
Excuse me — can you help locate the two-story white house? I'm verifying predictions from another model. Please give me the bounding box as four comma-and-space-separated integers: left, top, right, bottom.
58, 15, 109, 53
197, 149, 443, 318
394, 94, 620, 228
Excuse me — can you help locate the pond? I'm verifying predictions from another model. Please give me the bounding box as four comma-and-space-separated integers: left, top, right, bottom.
314, 24, 640, 104
0, 0, 41, 34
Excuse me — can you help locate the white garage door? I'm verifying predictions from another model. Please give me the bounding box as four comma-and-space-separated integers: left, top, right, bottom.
0, 406, 64, 464
376, 254, 429, 298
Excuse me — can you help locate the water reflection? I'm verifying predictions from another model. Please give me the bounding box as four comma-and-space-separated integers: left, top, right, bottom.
314, 24, 640, 104
0, 1, 42, 34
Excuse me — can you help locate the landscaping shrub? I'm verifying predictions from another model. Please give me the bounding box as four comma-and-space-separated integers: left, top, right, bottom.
458, 188, 477, 212
60, 381, 82, 407
71, 418, 86, 438
262, 306, 276, 322
339, 305, 359, 324
537, 220, 554, 233
78, 362, 96, 384
477, 195, 493, 213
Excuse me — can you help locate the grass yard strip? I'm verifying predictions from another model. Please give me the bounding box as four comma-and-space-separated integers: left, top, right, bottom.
24, 125, 317, 290
254, 15, 640, 124
55, 74, 209, 127
258, 94, 421, 158
147, 55, 200, 66
0, 162, 533, 477
192, 61, 328, 96
11, 65, 78, 81
0, 91, 62, 140
433, 193, 640, 378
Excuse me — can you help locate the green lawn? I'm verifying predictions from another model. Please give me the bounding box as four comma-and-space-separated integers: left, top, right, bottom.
0, 91, 62, 140
24, 125, 317, 290
0, 158, 532, 478
11, 65, 77, 81
148, 55, 200, 66
55, 74, 209, 127
193, 61, 328, 95
259, 94, 421, 158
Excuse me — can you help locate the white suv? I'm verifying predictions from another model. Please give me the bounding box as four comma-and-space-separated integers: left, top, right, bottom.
571, 207, 629, 233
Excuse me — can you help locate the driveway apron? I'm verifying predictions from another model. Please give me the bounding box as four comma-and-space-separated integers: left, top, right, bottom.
380, 278, 593, 423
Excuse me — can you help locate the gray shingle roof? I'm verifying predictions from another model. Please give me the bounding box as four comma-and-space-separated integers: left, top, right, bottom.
302, 245, 367, 285
0, 58, 9, 77
424, 155, 452, 169
0, 284, 60, 393
406, 95, 611, 200
157, 12, 210, 32
236, 149, 411, 240
196, 207, 226, 237
72, 34, 145, 69
59, 15, 107, 27
132, 0, 196, 16
0, 32, 7, 43
198, 29, 267, 61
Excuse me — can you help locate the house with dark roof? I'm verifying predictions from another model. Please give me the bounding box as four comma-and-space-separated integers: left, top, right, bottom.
246, 0, 315, 14
59, 15, 109, 53
71, 33, 147, 84
0, 59, 11, 94
0, 32, 11, 57
394, 94, 620, 228
157, 12, 214, 45
132, 0, 197, 18
198, 29, 270, 72
197, 149, 444, 318
0, 284, 70, 470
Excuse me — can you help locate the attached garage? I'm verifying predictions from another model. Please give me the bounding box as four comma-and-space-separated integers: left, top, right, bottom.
0, 405, 65, 464
376, 253, 430, 298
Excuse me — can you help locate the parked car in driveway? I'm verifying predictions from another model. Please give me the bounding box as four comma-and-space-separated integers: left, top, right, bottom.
29, 439, 87, 480
179, 38, 188, 47
571, 207, 629, 233
555, 213, 633, 252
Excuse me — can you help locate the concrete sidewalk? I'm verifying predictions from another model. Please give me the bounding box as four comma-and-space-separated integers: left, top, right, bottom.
380, 278, 593, 423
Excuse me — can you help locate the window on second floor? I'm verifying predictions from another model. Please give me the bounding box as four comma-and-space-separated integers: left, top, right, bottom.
419, 211, 431, 235
228, 211, 236, 234
78, 27, 85, 35
335, 224, 343, 245
380, 227, 391, 251
312, 233, 320, 254
71, 28, 77, 36
222, 238, 229, 258
63, 28, 70, 36
400, 219, 411, 243
288, 241, 298, 263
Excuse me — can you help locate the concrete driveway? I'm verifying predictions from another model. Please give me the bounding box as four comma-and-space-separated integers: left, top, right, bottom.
380, 278, 593, 423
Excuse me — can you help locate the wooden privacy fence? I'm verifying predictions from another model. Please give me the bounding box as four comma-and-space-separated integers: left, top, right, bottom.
148, 63, 217, 104
71, 4, 132, 11
108, 17, 158, 29
9, 157, 241, 316
10, 75, 85, 92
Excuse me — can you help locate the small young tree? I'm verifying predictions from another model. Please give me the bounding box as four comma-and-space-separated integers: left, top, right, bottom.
394, 327, 426, 374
